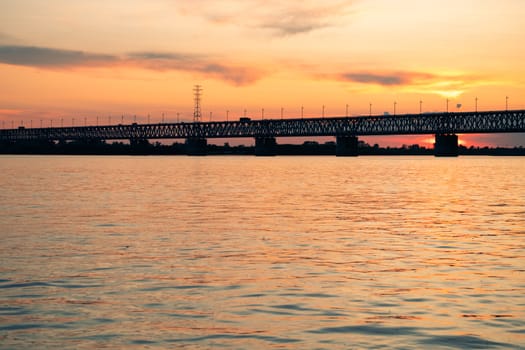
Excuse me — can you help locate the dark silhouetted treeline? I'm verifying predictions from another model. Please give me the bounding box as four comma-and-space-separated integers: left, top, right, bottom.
1, 139, 524, 155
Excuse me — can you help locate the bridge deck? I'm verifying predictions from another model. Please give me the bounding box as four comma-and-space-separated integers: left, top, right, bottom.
1, 110, 524, 142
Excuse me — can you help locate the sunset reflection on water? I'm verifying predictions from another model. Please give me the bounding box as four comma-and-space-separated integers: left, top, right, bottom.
0, 155, 524, 348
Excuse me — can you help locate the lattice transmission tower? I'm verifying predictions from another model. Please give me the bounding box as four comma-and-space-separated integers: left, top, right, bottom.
193, 85, 202, 123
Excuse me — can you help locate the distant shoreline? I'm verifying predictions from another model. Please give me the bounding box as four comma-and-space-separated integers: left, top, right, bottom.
1, 140, 524, 156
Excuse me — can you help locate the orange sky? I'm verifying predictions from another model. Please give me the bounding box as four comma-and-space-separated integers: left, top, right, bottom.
1, 0, 524, 146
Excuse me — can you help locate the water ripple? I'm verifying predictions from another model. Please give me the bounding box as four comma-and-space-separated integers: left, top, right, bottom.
309, 324, 422, 336
0, 281, 52, 289
167, 333, 301, 344
418, 334, 517, 349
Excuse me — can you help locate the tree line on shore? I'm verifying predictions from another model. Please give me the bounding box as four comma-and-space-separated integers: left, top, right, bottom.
1, 139, 524, 155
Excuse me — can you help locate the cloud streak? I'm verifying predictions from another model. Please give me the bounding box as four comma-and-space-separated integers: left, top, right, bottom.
0, 45, 263, 85
176, 0, 356, 36
335, 70, 488, 98
0, 45, 117, 67
126, 51, 263, 85
339, 71, 436, 86
258, 1, 355, 36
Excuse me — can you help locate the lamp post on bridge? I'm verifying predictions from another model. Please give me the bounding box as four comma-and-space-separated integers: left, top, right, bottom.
301, 106, 304, 119
346, 104, 349, 117
506, 96, 509, 111
394, 101, 397, 116
369, 103, 372, 117
475, 97, 478, 112
322, 105, 325, 118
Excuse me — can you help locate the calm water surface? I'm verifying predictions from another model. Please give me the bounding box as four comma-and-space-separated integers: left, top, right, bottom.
0, 155, 524, 349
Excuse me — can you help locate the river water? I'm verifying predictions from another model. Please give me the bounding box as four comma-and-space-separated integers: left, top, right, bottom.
0, 155, 524, 349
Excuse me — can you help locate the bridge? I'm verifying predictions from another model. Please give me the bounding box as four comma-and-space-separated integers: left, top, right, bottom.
1, 109, 524, 156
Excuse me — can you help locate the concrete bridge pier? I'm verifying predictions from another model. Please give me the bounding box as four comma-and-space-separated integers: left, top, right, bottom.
434, 134, 459, 157
185, 137, 208, 156
336, 135, 359, 156
255, 137, 277, 156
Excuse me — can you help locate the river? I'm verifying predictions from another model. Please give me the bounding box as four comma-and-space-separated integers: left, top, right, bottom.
0, 155, 524, 348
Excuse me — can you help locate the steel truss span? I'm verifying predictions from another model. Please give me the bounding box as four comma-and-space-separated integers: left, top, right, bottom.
1, 110, 525, 142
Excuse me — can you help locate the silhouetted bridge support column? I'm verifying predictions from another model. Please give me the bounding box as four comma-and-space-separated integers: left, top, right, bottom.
434, 134, 459, 157
185, 137, 207, 156
336, 135, 358, 156
255, 137, 277, 156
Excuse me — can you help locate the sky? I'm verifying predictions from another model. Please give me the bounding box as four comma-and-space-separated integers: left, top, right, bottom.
1, 0, 524, 146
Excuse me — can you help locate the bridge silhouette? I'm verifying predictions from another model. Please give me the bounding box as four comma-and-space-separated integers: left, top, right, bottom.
1, 109, 524, 156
